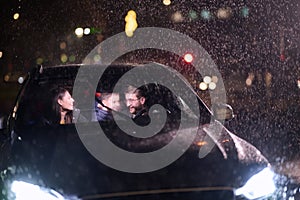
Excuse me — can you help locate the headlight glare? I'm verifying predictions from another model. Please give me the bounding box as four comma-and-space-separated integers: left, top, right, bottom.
235, 167, 276, 199
11, 181, 65, 200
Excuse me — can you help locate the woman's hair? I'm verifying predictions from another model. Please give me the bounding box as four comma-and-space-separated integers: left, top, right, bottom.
50, 87, 73, 124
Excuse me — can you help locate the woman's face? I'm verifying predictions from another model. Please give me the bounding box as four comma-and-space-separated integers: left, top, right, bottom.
58, 91, 74, 111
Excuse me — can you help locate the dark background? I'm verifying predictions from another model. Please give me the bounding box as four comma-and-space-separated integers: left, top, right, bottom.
0, 0, 299, 173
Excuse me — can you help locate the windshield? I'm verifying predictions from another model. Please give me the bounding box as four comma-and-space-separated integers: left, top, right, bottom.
15, 64, 211, 128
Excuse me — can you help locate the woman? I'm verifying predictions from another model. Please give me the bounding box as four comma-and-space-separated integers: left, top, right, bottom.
50, 87, 75, 124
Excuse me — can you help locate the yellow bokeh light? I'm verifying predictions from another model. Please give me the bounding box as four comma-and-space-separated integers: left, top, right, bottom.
125, 30, 134, 37
126, 10, 137, 19
125, 21, 138, 30
199, 82, 208, 90
93, 54, 101, 62
163, 0, 171, 6
4, 75, 10, 82
171, 11, 184, 23
265, 72, 272, 87
246, 78, 252, 86
217, 8, 232, 19
0, 51, 3, 58
125, 10, 138, 37
196, 141, 207, 146
222, 139, 230, 143
13, 13, 20, 20
75, 27, 84, 37
60, 54, 68, 63
36, 57, 43, 65
246, 72, 255, 86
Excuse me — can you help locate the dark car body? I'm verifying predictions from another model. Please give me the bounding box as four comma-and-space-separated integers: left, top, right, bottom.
0, 63, 272, 199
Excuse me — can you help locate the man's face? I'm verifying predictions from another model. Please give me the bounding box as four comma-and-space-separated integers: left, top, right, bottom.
125, 92, 145, 115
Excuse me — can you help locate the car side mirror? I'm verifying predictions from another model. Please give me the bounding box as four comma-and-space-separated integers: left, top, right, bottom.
211, 103, 235, 121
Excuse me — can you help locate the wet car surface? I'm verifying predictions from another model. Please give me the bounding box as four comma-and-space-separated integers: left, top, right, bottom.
0, 63, 279, 199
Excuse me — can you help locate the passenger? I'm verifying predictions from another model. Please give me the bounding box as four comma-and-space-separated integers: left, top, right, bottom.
49, 87, 87, 124
124, 85, 150, 126
48, 87, 75, 124
93, 92, 121, 122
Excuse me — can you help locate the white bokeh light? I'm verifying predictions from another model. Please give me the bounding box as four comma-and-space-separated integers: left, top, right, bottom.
84, 28, 91, 35
199, 82, 208, 90
75, 27, 84, 37
208, 82, 216, 90
203, 76, 212, 84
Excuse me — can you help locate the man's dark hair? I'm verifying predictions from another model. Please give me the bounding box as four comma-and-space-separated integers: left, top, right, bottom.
125, 85, 147, 99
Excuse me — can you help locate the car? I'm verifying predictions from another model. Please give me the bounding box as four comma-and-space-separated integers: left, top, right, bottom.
0, 63, 279, 200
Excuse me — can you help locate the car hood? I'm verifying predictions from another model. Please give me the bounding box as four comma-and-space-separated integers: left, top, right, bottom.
5, 119, 269, 197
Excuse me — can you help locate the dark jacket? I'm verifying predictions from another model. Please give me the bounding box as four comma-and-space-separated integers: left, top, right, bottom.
132, 109, 150, 126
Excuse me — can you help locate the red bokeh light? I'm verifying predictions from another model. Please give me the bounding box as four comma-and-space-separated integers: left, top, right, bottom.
183, 53, 194, 63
